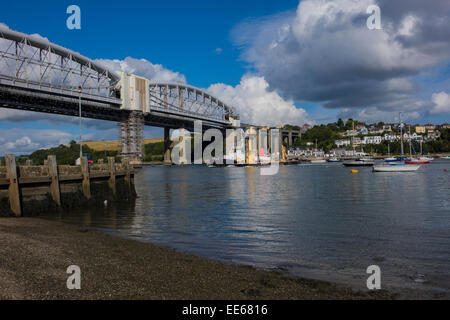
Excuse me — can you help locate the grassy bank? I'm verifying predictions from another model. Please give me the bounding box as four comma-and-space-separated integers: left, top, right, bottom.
0, 218, 391, 300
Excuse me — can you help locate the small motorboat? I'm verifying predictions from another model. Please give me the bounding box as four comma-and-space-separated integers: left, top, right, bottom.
384, 157, 398, 162
343, 159, 374, 167
327, 158, 341, 162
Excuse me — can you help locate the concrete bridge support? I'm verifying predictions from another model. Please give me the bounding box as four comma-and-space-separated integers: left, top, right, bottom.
120, 111, 144, 161
269, 128, 282, 161
246, 127, 259, 164
258, 129, 269, 157
225, 129, 236, 164
164, 127, 172, 165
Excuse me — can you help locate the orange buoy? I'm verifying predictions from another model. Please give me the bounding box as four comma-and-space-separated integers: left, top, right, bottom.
445, 169, 449, 173
351, 170, 358, 173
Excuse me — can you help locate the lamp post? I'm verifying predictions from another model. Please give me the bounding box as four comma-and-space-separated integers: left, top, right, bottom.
78, 85, 82, 160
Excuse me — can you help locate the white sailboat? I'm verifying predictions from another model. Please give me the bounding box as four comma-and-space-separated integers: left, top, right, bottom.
373, 113, 421, 172
373, 163, 421, 172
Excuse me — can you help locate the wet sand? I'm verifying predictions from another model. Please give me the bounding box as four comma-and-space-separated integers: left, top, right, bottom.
0, 218, 391, 300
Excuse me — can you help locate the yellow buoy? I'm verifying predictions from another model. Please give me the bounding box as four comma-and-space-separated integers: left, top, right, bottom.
351, 169, 359, 173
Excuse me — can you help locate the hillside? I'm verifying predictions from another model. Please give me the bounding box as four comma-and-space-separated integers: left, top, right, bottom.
84, 138, 164, 152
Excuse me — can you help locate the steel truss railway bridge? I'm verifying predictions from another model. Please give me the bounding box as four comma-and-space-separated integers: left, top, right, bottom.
0, 27, 299, 163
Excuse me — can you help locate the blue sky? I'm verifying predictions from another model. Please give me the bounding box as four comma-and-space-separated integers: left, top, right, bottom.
0, 0, 449, 155
0, 0, 298, 87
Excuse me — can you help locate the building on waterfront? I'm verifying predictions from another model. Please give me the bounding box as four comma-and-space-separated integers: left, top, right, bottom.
353, 137, 362, 146
383, 125, 392, 132
415, 126, 426, 134
329, 148, 347, 157
334, 139, 351, 147
363, 136, 382, 145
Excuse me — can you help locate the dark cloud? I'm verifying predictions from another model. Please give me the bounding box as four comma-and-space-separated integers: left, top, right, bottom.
232, 0, 450, 119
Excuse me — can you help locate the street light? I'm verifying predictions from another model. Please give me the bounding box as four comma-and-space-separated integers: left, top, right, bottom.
78, 85, 82, 160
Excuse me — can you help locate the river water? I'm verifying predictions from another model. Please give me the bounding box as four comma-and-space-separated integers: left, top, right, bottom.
42, 160, 450, 298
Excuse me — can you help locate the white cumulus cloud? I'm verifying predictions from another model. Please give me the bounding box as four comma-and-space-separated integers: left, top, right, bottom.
0, 129, 75, 156
96, 57, 186, 83
208, 75, 309, 126
430, 92, 450, 115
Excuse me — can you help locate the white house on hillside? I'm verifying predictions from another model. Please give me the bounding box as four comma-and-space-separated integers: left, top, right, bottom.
363, 136, 382, 145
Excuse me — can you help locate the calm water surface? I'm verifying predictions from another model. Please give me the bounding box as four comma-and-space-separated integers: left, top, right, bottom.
43, 160, 450, 298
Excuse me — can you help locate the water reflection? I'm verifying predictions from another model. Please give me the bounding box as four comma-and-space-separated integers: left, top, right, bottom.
42, 161, 450, 297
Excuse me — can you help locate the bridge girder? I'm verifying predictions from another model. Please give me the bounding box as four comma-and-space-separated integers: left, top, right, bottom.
0, 27, 244, 162
0, 27, 241, 129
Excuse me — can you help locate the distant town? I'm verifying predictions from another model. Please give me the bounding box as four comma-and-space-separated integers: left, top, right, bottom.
285, 119, 450, 158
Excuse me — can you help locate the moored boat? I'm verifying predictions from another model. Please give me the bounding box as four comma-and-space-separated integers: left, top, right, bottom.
373, 163, 421, 172
405, 159, 430, 164
310, 159, 327, 164
343, 160, 374, 167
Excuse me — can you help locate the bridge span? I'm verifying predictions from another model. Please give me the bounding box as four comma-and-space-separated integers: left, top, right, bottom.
0, 27, 242, 158
0, 27, 301, 163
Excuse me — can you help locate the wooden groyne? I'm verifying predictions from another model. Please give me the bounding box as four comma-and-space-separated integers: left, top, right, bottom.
0, 155, 136, 217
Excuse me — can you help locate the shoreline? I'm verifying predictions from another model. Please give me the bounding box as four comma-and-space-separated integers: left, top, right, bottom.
0, 217, 392, 300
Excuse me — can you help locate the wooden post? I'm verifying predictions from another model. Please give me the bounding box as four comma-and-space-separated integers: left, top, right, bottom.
123, 157, 132, 190
5, 154, 21, 216
108, 157, 117, 197
47, 155, 61, 206
80, 157, 91, 200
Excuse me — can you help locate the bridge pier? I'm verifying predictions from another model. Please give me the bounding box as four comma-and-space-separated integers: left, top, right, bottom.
120, 111, 144, 162
246, 127, 258, 165
164, 127, 172, 165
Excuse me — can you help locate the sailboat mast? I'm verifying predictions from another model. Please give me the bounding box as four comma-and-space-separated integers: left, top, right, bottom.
352, 121, 355, 157
409, 125, 412, 158
399, 112, 404, 157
